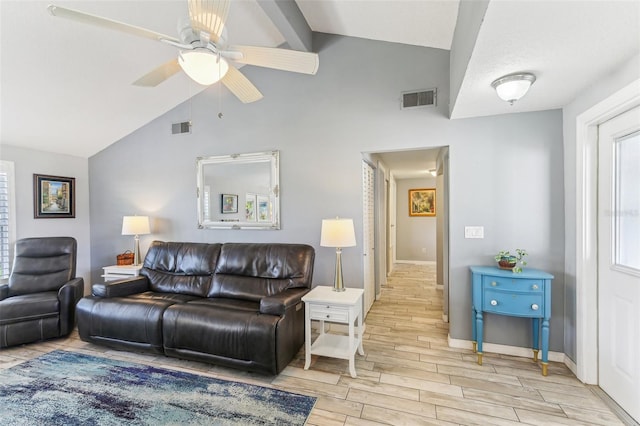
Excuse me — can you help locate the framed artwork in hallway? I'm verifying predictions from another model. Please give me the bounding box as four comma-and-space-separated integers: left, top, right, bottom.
409, 188, 435, 217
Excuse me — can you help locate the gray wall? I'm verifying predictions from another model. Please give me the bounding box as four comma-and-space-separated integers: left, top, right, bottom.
89, 33, 565, 351
396, 177, 437, 262
0, 145, 91, 292
562, 53, 640, 362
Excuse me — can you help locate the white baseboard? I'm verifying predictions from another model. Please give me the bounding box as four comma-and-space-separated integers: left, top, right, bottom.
447, 335, 566, 363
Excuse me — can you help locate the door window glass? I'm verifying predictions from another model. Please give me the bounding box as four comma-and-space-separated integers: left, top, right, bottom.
614, 131, 640, 271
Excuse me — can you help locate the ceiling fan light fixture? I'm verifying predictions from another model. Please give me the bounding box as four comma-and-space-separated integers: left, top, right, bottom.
178, 49, 229, 86
491, 73, 536, 105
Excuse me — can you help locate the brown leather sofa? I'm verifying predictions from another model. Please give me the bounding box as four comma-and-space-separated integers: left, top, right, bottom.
76, 241, 315, 374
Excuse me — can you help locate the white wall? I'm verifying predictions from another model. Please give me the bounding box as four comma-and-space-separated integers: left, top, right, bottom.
0, 145, 91, 292
396, 177, 437, 262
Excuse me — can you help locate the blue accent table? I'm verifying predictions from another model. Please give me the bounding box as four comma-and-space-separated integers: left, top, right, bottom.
470, 266, 554, 376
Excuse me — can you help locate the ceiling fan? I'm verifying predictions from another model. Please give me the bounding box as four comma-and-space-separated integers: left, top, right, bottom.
47, 1, 319, 103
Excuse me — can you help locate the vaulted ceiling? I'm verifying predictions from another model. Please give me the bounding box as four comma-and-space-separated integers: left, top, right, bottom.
1, 1, 638, 159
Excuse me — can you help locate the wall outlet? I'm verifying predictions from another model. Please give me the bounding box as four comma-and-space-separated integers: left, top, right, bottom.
465, 226, 484, 239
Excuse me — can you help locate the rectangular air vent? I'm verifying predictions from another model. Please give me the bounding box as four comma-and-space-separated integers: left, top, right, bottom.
172, 121, 191, 135
401, 88, 437, 110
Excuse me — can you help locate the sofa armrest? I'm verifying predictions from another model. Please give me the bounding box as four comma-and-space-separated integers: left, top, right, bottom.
92, 276, 149, 298
0, 283, 8, 301
260, 287, 310, 316
58, 277, 85, 335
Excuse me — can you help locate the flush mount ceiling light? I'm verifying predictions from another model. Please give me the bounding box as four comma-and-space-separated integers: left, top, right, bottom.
178, 49, 229, 86
491, 73, 536, 105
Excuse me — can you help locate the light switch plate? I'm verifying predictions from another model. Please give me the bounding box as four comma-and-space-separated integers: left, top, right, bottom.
465, 226, 484, 239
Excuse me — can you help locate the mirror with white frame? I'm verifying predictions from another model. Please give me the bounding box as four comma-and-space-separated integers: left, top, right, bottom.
196, 151, 280, 229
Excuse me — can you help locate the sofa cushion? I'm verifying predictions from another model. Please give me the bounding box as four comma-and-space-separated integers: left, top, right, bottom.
209, 243, 314, 301
142, 241, 221, 297
163, 303, 280, 370
76, 292, 197, 351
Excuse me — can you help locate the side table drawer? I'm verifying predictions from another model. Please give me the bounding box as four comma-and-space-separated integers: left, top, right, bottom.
483, 276, 543, 293
309, 304, 349, 322
483, 289, 544, 317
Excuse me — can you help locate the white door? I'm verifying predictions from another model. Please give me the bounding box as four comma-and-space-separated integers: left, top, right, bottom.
362, 161, 375, 313
598, 105, 640, 423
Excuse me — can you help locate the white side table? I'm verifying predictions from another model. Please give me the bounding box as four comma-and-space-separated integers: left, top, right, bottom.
102, 264, 143, 282
302, 286, 365, 378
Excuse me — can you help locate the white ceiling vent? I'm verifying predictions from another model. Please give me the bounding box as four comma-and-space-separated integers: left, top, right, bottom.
401, 88, 437, 110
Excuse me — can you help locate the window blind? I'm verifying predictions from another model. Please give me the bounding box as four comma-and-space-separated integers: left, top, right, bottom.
0, 161, 14, 280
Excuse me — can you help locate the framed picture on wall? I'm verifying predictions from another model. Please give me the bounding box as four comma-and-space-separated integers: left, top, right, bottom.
245, 193, 257, 221
220, 194, 238, 214
33, 174, 75, 219
409, 188, 436, 217
257, 195, 270, 222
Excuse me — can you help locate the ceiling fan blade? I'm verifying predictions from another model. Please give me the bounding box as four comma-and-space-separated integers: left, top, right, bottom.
188, 0, 230, 44
133, 59, 182, 87
230, 45, 319, 75
47, 4, 180, 44
222, 66, 263, 104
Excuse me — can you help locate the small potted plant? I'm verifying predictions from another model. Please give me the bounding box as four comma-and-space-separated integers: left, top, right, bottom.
494, 249, 527, 273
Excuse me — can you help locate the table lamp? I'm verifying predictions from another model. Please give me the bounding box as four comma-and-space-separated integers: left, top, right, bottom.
320, 217, 356, 292
121, 215, 150, 265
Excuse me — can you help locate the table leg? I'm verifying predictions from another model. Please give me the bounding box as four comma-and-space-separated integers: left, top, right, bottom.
356, 306, 365, 356
348, 313, 357, 378
304, 303, 311, 370
541, 317, 550, 376
532, 318, 540, 362
476, 310, 484, 365
472, 306, 477, 353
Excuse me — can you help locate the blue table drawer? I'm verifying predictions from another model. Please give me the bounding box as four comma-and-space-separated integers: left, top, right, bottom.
482, 276, 543, 293
482, 289, 544, 317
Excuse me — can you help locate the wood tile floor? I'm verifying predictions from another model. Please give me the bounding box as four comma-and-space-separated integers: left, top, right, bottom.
0, 263, 630, 425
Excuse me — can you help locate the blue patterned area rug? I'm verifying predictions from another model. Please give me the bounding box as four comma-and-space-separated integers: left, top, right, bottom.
0, 350, 316, 425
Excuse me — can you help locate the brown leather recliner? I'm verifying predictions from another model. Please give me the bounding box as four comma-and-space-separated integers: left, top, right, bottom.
76, 241, 315, 375
0, 237, 84, 348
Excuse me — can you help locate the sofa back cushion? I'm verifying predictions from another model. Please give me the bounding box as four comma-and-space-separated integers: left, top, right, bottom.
142, 241, 221, 297
8, 237, 77, 296
209, 243, 315, 301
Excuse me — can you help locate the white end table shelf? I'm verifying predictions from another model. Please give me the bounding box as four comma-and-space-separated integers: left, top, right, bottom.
102, 264, 143, 282
302, 286, 365, 378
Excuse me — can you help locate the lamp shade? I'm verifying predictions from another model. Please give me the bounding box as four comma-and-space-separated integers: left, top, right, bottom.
491, 73, 536, 104
121, 216, 150, 235
320, 218, 356, 248
178, 49, 229, 86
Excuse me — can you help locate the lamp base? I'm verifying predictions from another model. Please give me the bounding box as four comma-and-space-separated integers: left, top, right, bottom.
332, 248, 346, 292
133, 235, 141, 266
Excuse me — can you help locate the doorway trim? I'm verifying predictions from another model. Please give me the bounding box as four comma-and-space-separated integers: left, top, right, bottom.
575, 78, 640, 384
